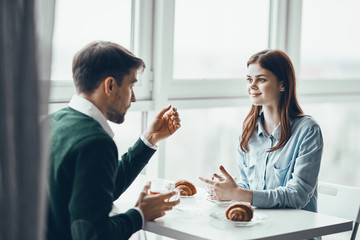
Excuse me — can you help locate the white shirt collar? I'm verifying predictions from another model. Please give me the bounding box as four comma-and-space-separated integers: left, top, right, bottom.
68, 95, 114, 138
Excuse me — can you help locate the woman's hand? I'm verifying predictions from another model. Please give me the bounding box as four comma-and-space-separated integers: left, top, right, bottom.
200, 165, 238, 201
212, 173, 225, 182
199, 165, 253, 203
205, 173, 225, 199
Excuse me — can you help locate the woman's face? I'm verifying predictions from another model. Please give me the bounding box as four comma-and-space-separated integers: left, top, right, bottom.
246, 63, 284, 107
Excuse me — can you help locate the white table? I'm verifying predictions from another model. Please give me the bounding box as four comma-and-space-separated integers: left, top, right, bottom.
112, 175, 353, 240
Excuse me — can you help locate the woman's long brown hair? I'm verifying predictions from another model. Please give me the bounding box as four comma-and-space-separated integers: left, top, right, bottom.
240, 49, 304, 152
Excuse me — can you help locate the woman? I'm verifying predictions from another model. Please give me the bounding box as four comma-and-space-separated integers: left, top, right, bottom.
200, 49, 323, 213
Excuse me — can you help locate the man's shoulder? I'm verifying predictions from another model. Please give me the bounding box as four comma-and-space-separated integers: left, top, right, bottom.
52, 107, 89, 121
51, 107, 111, 142
52, 107, 99, 127
50, 108, 117, 162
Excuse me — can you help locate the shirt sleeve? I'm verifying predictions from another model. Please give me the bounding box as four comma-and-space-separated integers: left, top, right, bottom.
252, 123, 323, 209
140, 134, 158, 150
236, 137, 250, 189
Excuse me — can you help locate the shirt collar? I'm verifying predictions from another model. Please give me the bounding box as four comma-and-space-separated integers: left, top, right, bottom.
257, 113, 281, 140
68, 95, 114, 138
257, 119, 266, 137
257, 113, 266, 137
271, 124, 281, 141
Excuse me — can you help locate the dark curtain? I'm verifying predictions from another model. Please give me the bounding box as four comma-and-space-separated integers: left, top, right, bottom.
0, 0, 55, 239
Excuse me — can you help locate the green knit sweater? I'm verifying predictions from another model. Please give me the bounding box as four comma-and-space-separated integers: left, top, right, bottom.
46, 107, 155, 240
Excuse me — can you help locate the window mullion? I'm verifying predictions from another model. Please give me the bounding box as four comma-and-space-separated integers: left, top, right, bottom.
152, 0, 175, 109
132, 0, 154, 101
269, 0, 302, 77
286, 0, 303, 74
268, 0, 288, 50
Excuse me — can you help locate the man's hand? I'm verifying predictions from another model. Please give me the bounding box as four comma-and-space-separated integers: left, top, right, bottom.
135, 183, 180, 221
143, 105, 181, 145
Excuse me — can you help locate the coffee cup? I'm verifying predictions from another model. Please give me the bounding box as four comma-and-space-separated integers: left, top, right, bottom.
149, 179, 180, 202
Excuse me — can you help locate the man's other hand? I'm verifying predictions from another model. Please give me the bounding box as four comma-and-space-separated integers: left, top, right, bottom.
135, 182, 180, 221
143, 105, 181, 145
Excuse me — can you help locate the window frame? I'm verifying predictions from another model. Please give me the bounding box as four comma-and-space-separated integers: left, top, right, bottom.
154, 0, 269, 103
50, 0, 360, 109
49, 0, 154, 110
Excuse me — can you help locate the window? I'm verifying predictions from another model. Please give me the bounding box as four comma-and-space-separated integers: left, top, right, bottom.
300, 0, 360, 80
49, 0, 360, 187
109, 112, 142, 156
164, 104, 360, 187
164, 107, 245, 182
51, 0, 132, 81
50, 0, 153, 102
173, 0, 269, 80
302, 102, 360, 186
156, 0, 270, 100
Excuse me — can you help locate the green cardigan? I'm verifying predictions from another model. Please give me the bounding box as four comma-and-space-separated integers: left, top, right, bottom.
46, 107, 156, 240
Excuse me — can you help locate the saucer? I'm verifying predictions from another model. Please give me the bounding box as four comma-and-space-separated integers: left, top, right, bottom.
206, 197, 233, 207
209, 209, 268, 226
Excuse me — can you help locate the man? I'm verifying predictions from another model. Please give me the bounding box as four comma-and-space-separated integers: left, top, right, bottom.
46, 41, 181, 240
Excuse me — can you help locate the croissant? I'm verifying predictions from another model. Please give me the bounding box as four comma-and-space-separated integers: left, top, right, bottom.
175, 180, 197, 196
225, 203, 254, 222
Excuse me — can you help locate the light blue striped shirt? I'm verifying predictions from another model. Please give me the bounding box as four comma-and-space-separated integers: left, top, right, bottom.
236, 115, 323, 212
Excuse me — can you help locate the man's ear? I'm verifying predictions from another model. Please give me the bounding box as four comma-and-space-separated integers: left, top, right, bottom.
104, 77, 115, 96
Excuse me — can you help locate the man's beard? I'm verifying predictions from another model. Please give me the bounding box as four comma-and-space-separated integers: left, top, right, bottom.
107, 106, 125, 124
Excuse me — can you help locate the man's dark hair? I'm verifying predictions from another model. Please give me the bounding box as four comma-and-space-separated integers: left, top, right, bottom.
72, 41, 145, 93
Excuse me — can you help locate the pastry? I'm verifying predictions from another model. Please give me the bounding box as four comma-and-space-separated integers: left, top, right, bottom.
175, 180, 197, 196
225, 203, 254, 221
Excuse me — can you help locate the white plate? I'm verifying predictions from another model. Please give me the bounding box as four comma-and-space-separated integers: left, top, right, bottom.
175, 204, 200, 212
174, 198, 207, 215
209, 210, 268, 226
206, 197, 233, 207
180, 194, 197, 199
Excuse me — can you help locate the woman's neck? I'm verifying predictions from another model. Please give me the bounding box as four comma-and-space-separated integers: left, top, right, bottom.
262, 106, 280, 135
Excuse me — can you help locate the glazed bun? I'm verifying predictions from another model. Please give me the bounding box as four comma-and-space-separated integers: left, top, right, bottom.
175, 180, 197, 196
225, 203, 254, 221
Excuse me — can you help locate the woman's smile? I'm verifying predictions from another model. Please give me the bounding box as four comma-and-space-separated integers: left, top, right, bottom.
249, 92, 261, 97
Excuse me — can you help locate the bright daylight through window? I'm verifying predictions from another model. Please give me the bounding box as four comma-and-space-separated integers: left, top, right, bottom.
173, 0, 269, 80
49, 0, 360, 188
300, 0, 360, 79
51, 0, 132, 81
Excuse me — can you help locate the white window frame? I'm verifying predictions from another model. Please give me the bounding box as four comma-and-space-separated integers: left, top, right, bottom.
49, 0, 155, 111
50, 0, 360, 109
153, 0, 253, 110
151, 0, 360, 110
273, 0, 360, 103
